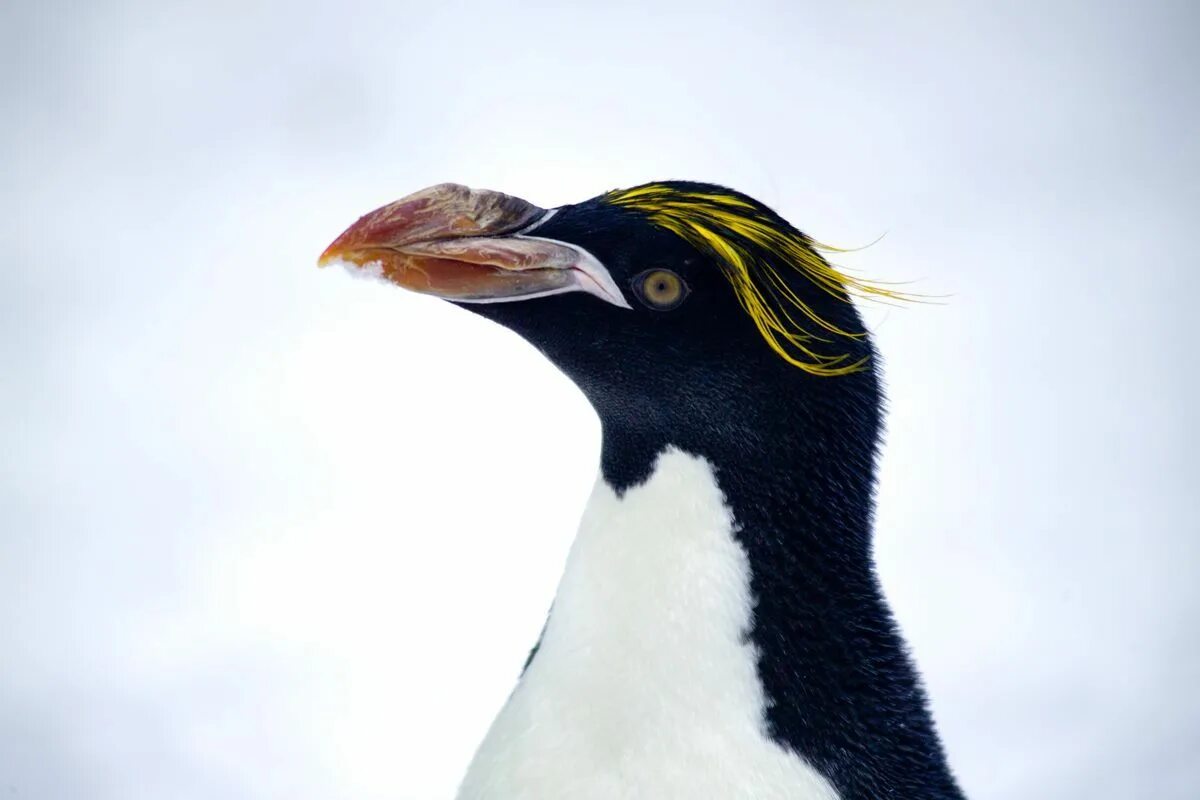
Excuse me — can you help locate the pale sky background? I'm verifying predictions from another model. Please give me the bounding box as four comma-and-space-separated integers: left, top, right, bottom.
2, 1, 1197, 798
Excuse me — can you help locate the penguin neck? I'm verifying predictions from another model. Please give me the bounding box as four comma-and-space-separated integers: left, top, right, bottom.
593, 420, 883, 664
556, 416, 961, 798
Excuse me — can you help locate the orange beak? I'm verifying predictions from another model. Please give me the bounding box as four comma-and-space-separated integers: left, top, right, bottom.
319, 183, 629, 307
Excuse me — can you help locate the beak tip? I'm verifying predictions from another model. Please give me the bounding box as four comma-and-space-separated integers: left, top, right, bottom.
318, 240, 349, 268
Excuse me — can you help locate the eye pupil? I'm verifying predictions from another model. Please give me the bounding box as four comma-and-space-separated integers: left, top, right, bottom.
633, 269, 688, 310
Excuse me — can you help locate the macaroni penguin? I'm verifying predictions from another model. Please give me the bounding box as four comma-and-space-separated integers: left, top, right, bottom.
320, 182, 964, 800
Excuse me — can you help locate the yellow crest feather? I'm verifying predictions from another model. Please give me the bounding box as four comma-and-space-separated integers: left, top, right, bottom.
604, 183, 911, 376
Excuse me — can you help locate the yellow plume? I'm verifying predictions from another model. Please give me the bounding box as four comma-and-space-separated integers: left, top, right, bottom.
604, 183, 912, 376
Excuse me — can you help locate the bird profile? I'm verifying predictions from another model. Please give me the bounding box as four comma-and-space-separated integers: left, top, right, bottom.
320, 181, 965, 799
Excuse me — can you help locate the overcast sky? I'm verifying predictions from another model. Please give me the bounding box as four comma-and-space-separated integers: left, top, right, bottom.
2, 1, 1197, 798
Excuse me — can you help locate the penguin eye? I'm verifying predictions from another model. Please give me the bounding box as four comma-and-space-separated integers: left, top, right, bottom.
633, 269, 689, 311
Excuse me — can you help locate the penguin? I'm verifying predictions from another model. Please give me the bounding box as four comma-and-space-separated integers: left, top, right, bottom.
319, 182, 966, 800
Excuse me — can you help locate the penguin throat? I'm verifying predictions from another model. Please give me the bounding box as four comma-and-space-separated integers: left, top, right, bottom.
456, 446, 841, 799
461, 435, 961, 800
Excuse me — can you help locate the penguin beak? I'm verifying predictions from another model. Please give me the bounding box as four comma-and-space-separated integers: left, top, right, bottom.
318, 183, 629, 308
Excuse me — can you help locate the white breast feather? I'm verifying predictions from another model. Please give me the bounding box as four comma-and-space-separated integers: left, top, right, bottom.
456, 447, 840, 800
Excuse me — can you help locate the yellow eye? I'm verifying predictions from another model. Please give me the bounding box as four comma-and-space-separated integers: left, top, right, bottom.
634, 269, 689, 310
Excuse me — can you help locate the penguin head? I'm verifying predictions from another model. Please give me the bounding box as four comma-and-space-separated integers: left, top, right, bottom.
319, 182, 885, 450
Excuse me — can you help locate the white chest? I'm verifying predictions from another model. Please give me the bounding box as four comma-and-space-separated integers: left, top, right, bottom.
456, 448, 839, 800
